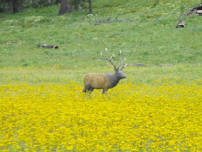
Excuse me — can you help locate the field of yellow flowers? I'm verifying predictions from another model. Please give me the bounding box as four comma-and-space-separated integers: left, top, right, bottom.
0, 82, 201, 151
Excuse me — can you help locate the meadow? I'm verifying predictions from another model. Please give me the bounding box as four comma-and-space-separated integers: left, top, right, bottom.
1, 83, 202, 151
0, 0, 202, 151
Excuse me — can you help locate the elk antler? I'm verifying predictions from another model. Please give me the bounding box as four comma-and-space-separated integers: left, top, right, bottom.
101, 48, 118, 71
118, 50, 127, 70
120, 63, 128, 70
101, 48, 127, 71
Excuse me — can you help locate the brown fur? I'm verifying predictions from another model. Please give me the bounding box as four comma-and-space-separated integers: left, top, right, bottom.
84, 73, 110, 89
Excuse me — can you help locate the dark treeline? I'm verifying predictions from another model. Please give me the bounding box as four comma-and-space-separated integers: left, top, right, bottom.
0, 0, 92, 14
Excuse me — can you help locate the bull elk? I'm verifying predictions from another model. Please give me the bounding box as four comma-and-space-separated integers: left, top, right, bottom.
83, 48, 127, 94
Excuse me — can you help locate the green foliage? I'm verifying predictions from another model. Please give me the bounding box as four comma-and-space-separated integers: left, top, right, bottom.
0, 0, 88, 13
0, 0, 58, 13
32, 0, 54, 8
0, 0, 24, 13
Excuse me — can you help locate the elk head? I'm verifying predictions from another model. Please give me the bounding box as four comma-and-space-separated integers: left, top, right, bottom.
101, 48, 127, 79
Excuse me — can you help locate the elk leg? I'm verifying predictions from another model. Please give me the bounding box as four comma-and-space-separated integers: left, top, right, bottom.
83, 85, 90, 93
89, 87, 94, 92
102, 88, 107, 94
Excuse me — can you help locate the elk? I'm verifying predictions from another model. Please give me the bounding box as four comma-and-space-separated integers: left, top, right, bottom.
83, 48, 127, 94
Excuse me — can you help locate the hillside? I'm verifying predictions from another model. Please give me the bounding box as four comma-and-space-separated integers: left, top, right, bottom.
0, 0, 201, 83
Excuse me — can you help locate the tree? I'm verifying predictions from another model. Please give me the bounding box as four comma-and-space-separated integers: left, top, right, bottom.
58, 0, 72, 15
0, 0, 25, 13
55, 0, 61, 4
0, 1, 5, 12
39, 0, 52, 7
58, 0, 93, 15
11, 0, 19, 13
0, 0, 22, 13
32, 0, 53, 8
72, 0, 80, 10
0, 0, 93, 14
88, 0, 92, 14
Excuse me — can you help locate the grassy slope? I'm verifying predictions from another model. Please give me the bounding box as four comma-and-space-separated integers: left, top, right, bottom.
0, 0, 201, 84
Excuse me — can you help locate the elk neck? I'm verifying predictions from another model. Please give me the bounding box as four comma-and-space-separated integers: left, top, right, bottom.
105, 73, 121, 88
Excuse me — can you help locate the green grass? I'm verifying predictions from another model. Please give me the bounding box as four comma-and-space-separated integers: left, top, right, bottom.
0, 65, 201, 85
0, 0, 201, 84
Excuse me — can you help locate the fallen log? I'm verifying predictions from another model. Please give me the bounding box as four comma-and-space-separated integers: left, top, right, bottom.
37, 43, 59, 49
176, 4, 202, 28
196, 10, 202, 15
176, 20, 185, 28
186, 4, 202, 16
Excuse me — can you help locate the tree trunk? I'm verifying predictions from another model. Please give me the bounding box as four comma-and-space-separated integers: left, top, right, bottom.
55, 0, 61, 4
32, 0, 37, 7
88, 0, 92, 14
47, 0, 51, 5
74, 0, 79, 10
58, 0, 72, 15
40, 0, 51, 6
12, 0, 19, 13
